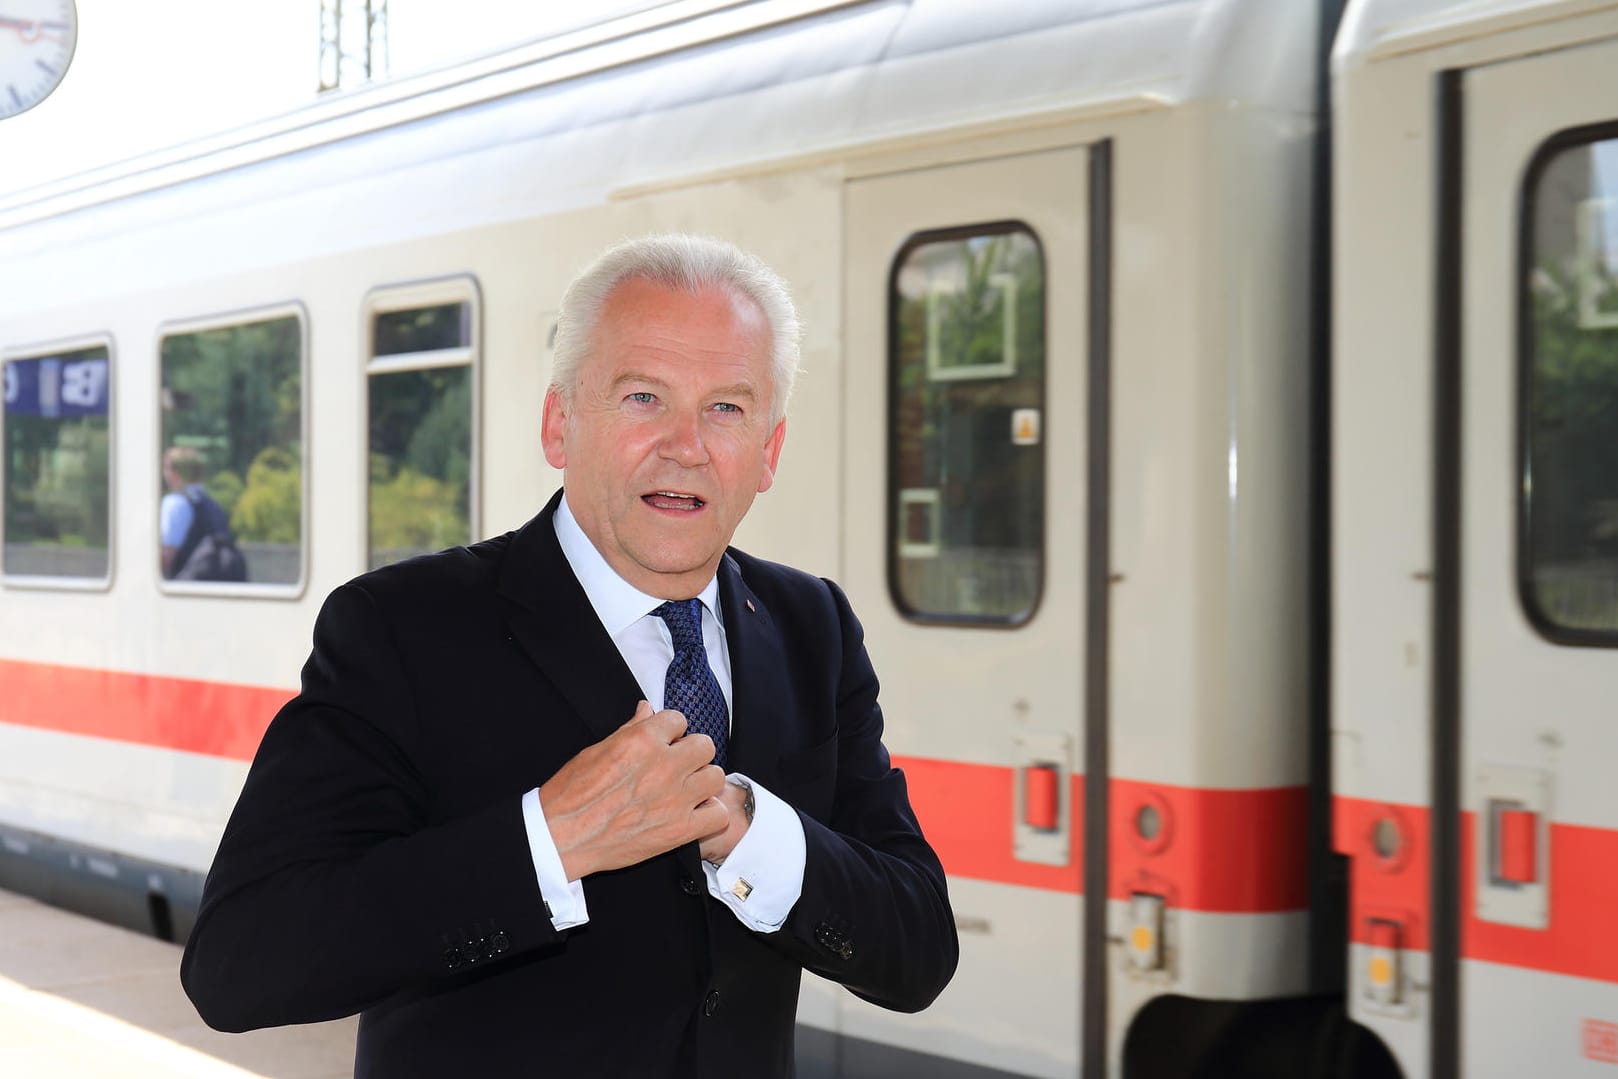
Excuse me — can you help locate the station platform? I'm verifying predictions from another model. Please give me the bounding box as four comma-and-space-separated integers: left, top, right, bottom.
0, 888, 356, 1078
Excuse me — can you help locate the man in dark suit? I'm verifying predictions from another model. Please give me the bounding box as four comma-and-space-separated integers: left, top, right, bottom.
180, 234, 958, 1077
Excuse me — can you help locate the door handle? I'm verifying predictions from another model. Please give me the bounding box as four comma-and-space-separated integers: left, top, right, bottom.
1475, 765, 1550, 929
1012, 733, 1071, 866
1488, 801, 1539, 885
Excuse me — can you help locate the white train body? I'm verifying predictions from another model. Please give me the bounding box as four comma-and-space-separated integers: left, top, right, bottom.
0, 1, 1613, 1076
1334, 3, 1618, 1077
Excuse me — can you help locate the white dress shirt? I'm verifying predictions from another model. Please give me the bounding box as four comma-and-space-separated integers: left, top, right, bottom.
519, 494, 807, 933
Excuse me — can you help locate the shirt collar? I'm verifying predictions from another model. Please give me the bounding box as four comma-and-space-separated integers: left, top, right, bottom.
553, 492, 722, 636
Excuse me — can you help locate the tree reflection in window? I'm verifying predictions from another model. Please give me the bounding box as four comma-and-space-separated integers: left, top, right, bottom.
368, 297, 474, 569
160, 315, 303, 585
3, 345, 111, 580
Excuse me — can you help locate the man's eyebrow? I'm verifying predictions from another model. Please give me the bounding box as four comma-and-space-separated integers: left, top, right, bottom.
609, 373, 759, 401
609, 371, 669, 392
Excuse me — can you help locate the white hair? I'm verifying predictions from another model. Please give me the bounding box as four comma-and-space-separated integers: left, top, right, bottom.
550, 234, 802, 424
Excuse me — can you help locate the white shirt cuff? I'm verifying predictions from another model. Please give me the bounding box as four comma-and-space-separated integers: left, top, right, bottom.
701, 773, 805, 933
521, 787, 589, 931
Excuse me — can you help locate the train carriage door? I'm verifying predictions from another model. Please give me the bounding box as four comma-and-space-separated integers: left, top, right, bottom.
838, 146, 1092, 1077
1453, 36, 1618, 1076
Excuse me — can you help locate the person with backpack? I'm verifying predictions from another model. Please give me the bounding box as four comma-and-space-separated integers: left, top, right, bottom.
160, 446, 248, 582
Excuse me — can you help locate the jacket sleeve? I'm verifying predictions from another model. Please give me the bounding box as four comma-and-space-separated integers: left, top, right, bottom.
768, 578, 959, 1012
180, 582, 560, 1031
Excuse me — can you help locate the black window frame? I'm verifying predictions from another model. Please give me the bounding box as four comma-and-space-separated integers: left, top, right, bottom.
885, 219, 1049, 629
1517, 119, 1618, 647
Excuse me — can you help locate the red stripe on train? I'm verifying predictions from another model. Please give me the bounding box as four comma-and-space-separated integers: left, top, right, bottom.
1334, 796, 1432, 949
1337, 795, 1618, 983
0, 659, 1310, 914
898, 756, 1309, 912
1109, 779, 1309, 912
0, 658, 286, 761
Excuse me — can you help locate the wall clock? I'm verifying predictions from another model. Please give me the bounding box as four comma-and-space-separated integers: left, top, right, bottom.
0, 1, 77, 120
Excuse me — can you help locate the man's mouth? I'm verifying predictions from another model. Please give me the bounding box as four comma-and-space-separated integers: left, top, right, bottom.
643, 491, 706, 511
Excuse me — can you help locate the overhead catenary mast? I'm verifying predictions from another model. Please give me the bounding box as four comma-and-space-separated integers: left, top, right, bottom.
319, 0, 389, 92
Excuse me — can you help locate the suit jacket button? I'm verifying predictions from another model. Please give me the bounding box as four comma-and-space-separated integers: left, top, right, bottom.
443, 946, 462, 970
680, 876, 700, 896
493, 932, 509, 954
815, 922, 855, 961
703, 990, 720, 1016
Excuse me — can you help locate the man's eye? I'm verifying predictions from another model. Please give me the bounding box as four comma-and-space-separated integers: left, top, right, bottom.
626, 392, 657, 405
711, 402, 741, 414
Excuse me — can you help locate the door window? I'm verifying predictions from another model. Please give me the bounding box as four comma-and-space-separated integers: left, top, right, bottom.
889, 224, 1045, 624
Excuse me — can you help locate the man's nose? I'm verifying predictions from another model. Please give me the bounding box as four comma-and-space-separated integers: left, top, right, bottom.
658, 412, 710, 466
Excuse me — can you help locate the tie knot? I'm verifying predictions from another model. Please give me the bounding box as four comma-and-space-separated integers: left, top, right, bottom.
654, 599, 704, 651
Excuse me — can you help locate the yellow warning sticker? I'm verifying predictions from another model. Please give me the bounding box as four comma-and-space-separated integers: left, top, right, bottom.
1012, 408, 1041, 446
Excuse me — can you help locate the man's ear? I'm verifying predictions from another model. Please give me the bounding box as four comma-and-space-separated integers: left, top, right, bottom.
755, 419, 787, 493
541, 386, 568, 469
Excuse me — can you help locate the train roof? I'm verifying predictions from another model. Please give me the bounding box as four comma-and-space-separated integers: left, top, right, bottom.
0, 0, 1317, 305
1333, 0, 1610, 69
0, 1, 1320, 226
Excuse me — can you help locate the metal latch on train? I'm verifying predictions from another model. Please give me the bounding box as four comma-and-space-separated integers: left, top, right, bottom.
1012, 733, 1071, 866
1475, 765, 1551, 930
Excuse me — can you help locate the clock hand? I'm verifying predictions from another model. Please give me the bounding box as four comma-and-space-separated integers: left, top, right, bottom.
0, 17, 68, 42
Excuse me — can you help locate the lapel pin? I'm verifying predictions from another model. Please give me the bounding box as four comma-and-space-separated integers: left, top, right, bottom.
745, 598, 756, 613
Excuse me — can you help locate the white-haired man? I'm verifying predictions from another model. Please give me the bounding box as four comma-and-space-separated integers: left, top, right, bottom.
182, 235, 958, 1077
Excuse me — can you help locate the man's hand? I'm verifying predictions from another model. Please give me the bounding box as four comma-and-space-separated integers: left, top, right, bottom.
697, 778, 751, 866
540, 701, 728, 880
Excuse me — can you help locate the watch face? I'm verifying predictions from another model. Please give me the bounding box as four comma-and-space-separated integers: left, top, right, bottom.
0, 0, 77, 120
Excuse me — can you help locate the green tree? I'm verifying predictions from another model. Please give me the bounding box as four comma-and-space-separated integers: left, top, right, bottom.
161, 316, 301, 488
369, 461, 466, 559
208, 469, 245, 520
1528, 264, 1618, 563
232, 446, 301, 543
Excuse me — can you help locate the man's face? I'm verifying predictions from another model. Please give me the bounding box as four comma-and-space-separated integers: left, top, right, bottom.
542, 278, 787, 599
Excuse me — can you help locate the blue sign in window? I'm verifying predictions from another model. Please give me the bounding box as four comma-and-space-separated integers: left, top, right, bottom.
3, 355, 110, 418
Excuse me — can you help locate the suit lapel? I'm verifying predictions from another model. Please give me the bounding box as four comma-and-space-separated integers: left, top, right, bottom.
718, 552, 789, 786
497, 493, 644, 745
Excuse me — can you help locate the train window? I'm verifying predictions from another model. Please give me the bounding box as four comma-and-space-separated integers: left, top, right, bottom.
1522, 131, 1618, 642
159, 310, 305, 590
365, 281, 478, 570
2, 342, 112, 586
889, 224, 1045, 624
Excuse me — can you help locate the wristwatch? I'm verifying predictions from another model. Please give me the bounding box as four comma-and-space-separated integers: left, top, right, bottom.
707, 776, 755, 869
727, 775, 755, 826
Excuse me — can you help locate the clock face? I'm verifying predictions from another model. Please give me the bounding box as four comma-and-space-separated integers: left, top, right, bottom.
0, 0, 77, 120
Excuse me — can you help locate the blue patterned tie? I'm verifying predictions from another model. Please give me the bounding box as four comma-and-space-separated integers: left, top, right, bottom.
654, 599, 728, 768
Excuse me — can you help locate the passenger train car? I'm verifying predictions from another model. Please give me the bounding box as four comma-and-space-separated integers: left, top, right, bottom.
1, 1, 1614, 1075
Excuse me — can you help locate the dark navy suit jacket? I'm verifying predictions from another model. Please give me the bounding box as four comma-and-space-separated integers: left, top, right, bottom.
180, 493, 957, 1077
